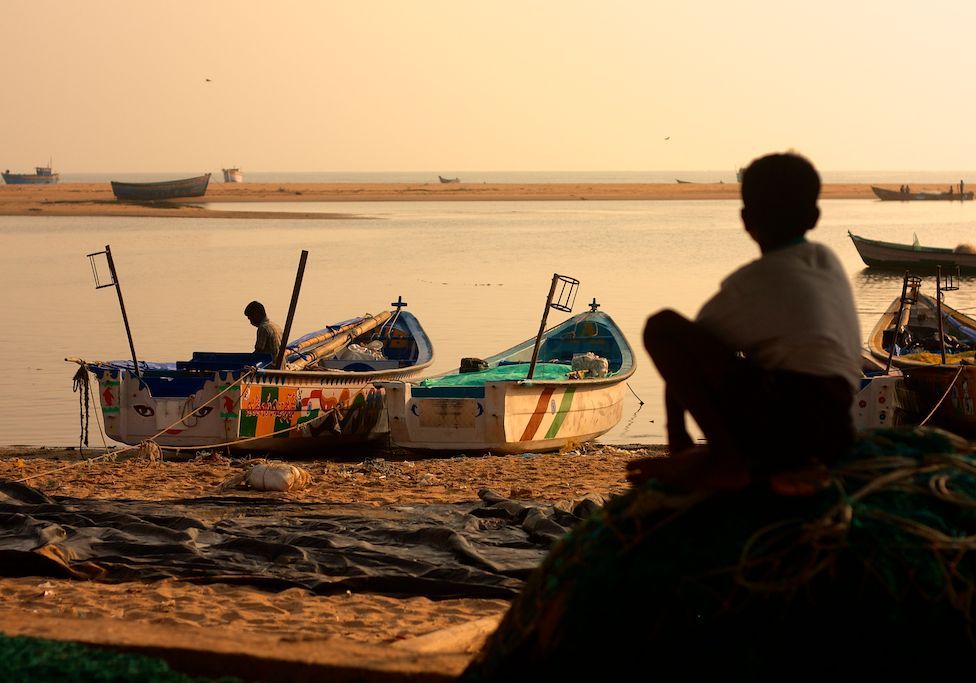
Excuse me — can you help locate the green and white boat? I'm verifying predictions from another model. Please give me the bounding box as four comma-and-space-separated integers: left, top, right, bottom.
378, 308, 635, 454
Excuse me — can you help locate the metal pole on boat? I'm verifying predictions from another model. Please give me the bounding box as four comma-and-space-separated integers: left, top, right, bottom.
886, 271, 912, 375
885, 270, 922, 375
527, 273, 579, 380
937, 265, 947, 365
936, 265, 961, 366
100, 245, 141, 378
274, 250, 308, 369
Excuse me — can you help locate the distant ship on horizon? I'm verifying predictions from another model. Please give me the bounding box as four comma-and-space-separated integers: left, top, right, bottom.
2, 161, 59, 185
222, 167, 243, 183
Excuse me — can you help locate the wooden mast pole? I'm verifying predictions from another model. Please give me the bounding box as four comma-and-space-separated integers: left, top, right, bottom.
274, 250, 309, 369
103, 244, 141, 378
526, 274, 560, 380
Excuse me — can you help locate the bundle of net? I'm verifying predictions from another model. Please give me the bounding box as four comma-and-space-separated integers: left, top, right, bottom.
462, 426, 976, 681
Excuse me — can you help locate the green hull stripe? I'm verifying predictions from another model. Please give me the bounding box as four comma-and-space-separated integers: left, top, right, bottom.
102, 407, 120, 414
544, 387, 576, 439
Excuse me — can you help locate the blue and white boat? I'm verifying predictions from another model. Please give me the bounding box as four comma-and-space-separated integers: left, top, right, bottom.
2, 163, 59, 185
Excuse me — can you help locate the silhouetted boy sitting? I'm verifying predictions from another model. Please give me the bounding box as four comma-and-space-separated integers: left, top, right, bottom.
629, 152, 862, 491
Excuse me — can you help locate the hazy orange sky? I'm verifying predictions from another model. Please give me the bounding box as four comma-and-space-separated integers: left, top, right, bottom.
3, 1, 974, 172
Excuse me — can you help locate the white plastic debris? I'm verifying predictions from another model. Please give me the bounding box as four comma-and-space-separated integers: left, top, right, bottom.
246, 463, 312, 491
218, 462, 312, 492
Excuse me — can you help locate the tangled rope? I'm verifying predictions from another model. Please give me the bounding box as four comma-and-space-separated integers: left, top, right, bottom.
71, 364, 90, 450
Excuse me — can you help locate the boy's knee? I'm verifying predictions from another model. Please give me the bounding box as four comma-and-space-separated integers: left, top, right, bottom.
644, 309, 687, 348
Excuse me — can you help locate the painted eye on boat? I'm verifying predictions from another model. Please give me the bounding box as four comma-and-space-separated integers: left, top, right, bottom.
133, 404, 155, 417
193, 406, 213, 418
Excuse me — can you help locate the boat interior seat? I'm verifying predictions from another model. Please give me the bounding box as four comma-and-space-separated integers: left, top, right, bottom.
538, 336, 623, 371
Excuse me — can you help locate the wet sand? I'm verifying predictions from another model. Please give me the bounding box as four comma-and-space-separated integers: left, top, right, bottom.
0, 443, 665, 679
0, 181, 898, 220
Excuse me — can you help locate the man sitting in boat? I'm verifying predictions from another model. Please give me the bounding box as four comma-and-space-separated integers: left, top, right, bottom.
629, 152, 862, 491
244, 301, 283, 359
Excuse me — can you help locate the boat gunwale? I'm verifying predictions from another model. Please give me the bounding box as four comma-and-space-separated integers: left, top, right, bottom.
110, 173, 212, 190
255, 358, 435, 382
849, 231, 956, 255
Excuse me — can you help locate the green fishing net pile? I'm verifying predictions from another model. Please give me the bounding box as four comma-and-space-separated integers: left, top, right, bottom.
420, 363, 573, 387
0, 635, 238, 683
463, 427, 976, 681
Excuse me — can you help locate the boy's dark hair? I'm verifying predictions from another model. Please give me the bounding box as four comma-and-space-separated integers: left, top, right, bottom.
741, 152, 821, 242
244, 301, 266, 318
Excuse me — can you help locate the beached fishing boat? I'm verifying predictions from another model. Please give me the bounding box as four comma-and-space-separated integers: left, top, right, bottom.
849, 232, 976, 272
2, 164, 59, 185
72, 307, 434, 453
111, 173, 211, 201
438, 175, 460, 184
871, 185, 973, 201
867, 279, 976, 437
222, 167, 243, 183
378, 308, 635, 453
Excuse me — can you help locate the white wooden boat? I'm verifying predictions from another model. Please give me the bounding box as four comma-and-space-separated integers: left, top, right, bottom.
74, 308, 434, 453
222, 167, 243, 183
378, 310, 635, 453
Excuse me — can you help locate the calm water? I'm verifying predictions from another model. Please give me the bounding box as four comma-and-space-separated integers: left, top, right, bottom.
3, 198, 976, 447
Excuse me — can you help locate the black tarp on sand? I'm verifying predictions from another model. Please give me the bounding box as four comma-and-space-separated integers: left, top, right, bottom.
0, 482, 603, 599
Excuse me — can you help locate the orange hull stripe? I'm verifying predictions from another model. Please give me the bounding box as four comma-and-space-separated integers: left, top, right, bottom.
519, 387, 556, 442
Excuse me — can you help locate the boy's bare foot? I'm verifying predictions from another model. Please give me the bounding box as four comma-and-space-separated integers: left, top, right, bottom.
626, 446, 751, 492
767, 464, 831, 496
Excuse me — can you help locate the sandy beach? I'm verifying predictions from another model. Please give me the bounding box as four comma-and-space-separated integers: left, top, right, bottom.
0, 443, 664, 680
0, 181, 909, 220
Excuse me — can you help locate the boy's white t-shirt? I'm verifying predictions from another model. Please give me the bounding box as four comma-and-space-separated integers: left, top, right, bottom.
695, 240, 862, 390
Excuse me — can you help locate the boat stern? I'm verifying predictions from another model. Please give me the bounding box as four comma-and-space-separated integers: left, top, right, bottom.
379, 381, 504, 452
379, 379, 625, 453
88, 364, 241, 447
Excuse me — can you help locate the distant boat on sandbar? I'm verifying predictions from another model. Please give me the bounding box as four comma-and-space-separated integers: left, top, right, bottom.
871, 185, 973, 202
2, 163, 59, 185
111, 173, 211, 201
438, 175, 460, 184
222, 167, 243, 183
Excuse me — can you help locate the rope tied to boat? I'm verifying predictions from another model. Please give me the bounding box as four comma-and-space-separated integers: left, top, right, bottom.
71, 364, 90, 450
18, 363, 258, 484
919, 365, 965, 427
29, 362, 347, 484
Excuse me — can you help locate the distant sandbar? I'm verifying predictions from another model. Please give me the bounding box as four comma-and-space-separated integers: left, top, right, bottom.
0, 182, 925, 219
